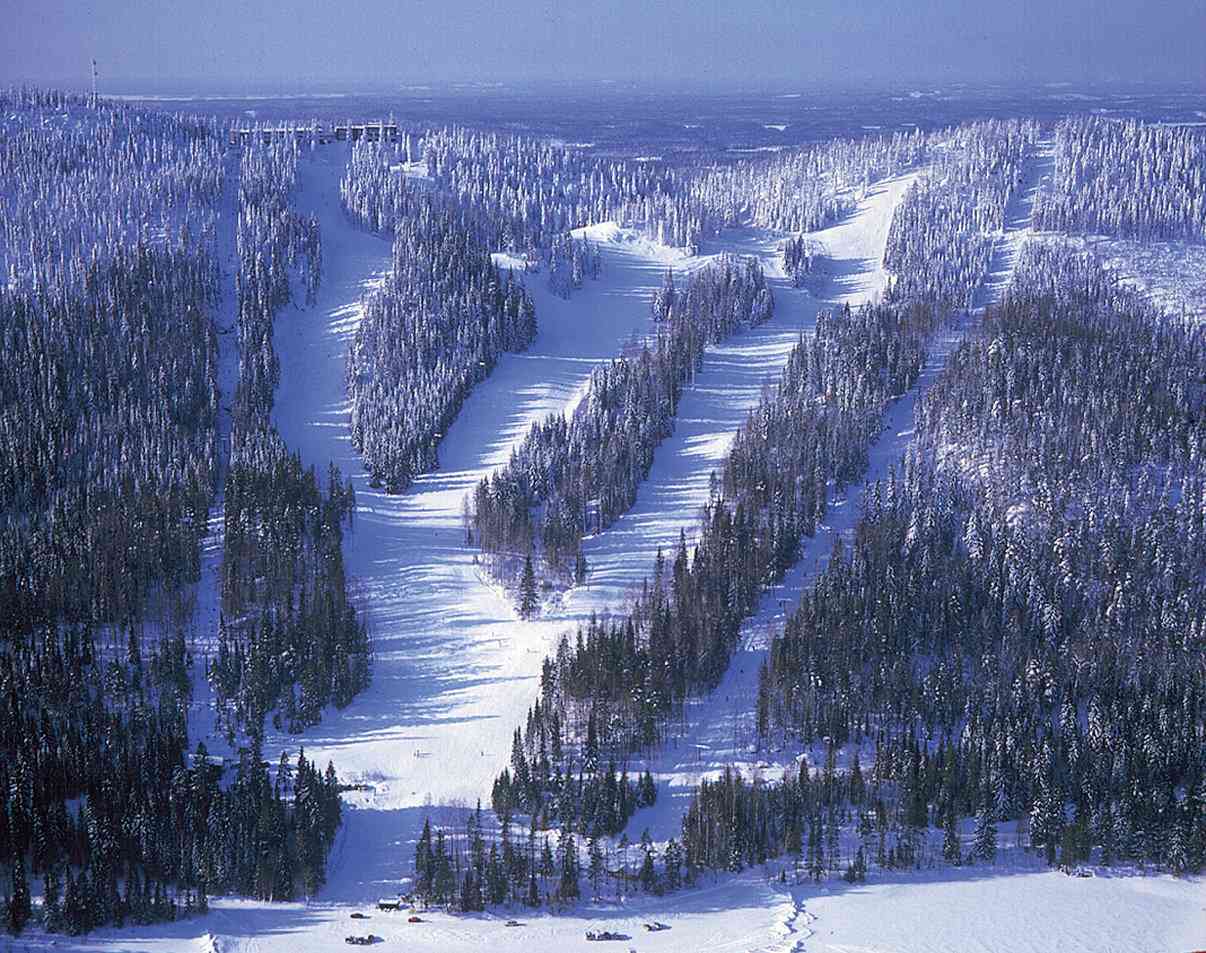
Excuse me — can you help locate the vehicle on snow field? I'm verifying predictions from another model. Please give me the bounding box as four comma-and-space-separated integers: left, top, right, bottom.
585, 930, 629, 941
644, 921, 670, 931
344, 935, 380, 945
350, 912, 370, 919
408, 914, 424, 923
377, 897, 400, 911
505, 919, 522, 927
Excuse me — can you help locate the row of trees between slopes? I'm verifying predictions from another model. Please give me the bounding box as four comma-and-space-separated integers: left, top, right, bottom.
884, 119, 1039, 309
469, 255, 773, 598
216, 138, 370, 739
340, 141, 537, 494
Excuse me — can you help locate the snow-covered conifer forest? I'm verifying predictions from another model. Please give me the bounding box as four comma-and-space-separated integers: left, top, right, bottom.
0, 84, 1201, 953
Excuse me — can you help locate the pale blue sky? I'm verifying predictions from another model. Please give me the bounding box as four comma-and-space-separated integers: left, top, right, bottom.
2, 0, 1203, 89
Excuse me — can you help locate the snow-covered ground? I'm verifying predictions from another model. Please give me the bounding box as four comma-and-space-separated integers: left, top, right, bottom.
624, 145, 1056, 847
28, 874, 808, 953
1045, 232, 1206, 321
800, 866, 1204, 953
43, 144, 1206, 953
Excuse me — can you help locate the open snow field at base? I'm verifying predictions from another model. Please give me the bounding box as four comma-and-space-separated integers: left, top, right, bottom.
28, 864, 1202, 953
800, 867, 1205, 953
17, 875, 801, 953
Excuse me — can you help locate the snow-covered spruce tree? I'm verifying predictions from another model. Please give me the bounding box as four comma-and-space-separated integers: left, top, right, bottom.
470, 254, 772, 593
341, 141, 536, 494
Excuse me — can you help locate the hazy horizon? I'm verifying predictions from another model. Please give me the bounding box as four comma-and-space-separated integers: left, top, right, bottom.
4, 0, 1204, 92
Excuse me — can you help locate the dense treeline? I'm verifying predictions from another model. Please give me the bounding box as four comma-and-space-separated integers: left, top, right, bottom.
217, 139, 370, 737
0, 92, 350, 935
739, 243, 1204, 879
419, 125, 930, 254
421, 126, 701, 250
0, 95, 223, 629
885, 119, 1038, 308
341, 142, 537, 493
685, 129, 928, 237
470, 256, 772, 593
0, 89, 223, 291
0, 625, 342, 933
0, 243, 219, 628
1036, 116, 1206, 241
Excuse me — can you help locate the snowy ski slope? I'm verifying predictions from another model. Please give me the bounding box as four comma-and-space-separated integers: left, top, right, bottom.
46, 143, 1205, 953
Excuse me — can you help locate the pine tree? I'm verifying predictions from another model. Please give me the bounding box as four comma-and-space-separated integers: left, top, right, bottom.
519, 554, 539, 619
557, 827, 579, 901
943, 809, 962, 866
415, 819, 434, 899
972, 803, 998, 864
587, 836, 605, 899
8, 855, 31, 935
663, 838, 682, 890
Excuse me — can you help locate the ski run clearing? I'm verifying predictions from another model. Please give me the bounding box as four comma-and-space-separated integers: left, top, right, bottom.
41, 147, 1204, 953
